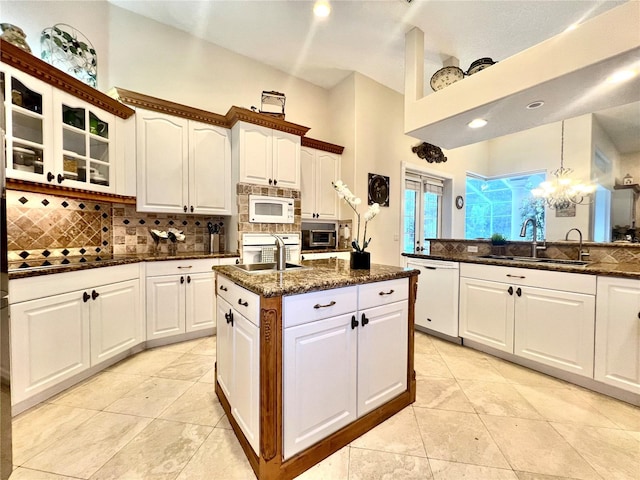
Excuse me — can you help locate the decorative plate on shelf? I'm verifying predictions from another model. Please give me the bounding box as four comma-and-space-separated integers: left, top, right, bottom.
430, 66, 465, 91
368, 173, 389, 207
40, 24, 97, 88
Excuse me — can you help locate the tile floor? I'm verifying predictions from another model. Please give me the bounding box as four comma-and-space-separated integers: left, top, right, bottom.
9, 332, 640, 480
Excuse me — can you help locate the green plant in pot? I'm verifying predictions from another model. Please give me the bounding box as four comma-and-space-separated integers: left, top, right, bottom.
490, 233, 507, 245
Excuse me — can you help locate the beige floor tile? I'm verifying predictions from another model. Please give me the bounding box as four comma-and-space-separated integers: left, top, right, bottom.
90, 419, 212, 480
414, 377, 475, 412
481, 415, 600, 480
431, 338, 491, 360
105, 349, 183, 376
9, 468, 78, 479
514, 473, 577, 480
104, 377, 193, 418
349, 448, 433, 480
414, 353, 453, 378
513, 385, 619, 428
568, 386, 640, 431
551, 422, 640, 480
12, 403, 97, 466
153, 353, 213, 381
487, 358, 568, 388
215, 415, 233, 430
429, 459, 517, 480
351, 407, 426, 457
197, 366, 215, 384
23, 411, 152, 478
49, 371, 143, 411
414, 408, 509, 469
160, 382, 225, 426
156, 337, 206, 353
414, 332, 439, 355
457, 379, 542, 419
176, 428, 254, 480
628, 430, 640, 442
441, 355, 508, 383
189, 335, 216, 356
293, 445, 350, 480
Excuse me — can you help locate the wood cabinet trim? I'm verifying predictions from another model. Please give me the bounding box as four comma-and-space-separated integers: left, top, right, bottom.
225, 106, 310, 137
1, 40, 134, 119
301, 137, 345, 154
7, 179, 137, 204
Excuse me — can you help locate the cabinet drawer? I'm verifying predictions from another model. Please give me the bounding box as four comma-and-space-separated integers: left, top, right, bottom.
358, 279, 409, 310
217, 275, 260, 327
284, 286, 357, 328
145, 258, 218, 276
460, 263, 595, 295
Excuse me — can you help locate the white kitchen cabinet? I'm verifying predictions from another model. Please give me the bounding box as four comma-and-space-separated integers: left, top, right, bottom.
301, 147, 340, 219
233, 121, 300, 189
595, 276, 640, 394
406, 258, 459, 337
301, 251, 350, 261
136, 108, 232, 214
282, 279, 408, 459
146, 259, 220, 340
216, 276, 261, 454
9, 264, 142, 406
459, 263, 596, 377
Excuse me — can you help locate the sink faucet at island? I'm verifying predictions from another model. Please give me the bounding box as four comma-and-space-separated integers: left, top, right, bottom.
565, 228, 590, 262
519, 217, 546, 258
271, 234, 286, 271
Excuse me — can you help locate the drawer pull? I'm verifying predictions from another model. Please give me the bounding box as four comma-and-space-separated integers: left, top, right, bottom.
351, 315, 358, 329
219, 285, 228, 291
506, 274, 525, 279
424, 266, 437, 270
178, 266, 192, 269
379, 289, 395, 296
238, 299, 249, 307
313, 301, 336, 309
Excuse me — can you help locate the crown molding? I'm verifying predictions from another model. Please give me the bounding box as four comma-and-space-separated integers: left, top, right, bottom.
301, 137, 344, 154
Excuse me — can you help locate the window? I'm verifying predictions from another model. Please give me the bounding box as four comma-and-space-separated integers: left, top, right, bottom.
465, 172, 546, 241
403, 173, 443, 253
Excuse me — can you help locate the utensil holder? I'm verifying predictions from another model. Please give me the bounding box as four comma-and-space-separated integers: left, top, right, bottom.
207, 234, 220, 253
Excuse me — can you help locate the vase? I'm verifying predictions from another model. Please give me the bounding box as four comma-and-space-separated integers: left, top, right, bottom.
350, 251, 371, 270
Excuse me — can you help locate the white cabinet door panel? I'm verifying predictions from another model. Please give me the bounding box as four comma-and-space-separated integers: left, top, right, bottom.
300, 147, 315, 218
185, 273, 215, 332
11, 291, 90, 404
146, 275, 185, 340
216, 296, 234, 401
272, 131, 300, 189
283, 313, 357, 460
515, 287, 595, 377
357, 302, 408, 416
316, 151, 339, 218
239, 124, 272, 185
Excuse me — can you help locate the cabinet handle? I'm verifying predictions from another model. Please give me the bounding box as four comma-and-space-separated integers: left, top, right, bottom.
183, 205, 188, 212
83, 291, 90, 302
301, 255, 305, 261
269, 178, 273, 185
427, 318, 432, 322
180, 276, 185, 284
506, 274, 526, 279
273, 179, 278, 186
225, 309, 234, 326
516, 287, 522, 297
235, 259, 240, 264
238, 299, 248, 307
47, 171, 55, 182
187, 275, 191, 284
361, 313, 369, 327
378, 289, 395, 296
91, 289, 99, 300
423, 266, 436, 270
219, 285, 228, 291
313, 300, 336, 309
57, 173, 64, 184
177, 266, 192, 269
190, 206, 194, 213
638, 311, 640, 319
351, 315, 359, 329
508, 286, 514, 295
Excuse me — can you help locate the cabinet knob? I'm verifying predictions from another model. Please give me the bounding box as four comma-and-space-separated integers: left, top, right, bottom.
427, 318, 432, 322
187, 275, 191, 283
361, 313, 369, 327
238, 299, 248, 307
183, 205, 188, 212
225, 309, 234, 326
273, 179, 278, 186
91, 289, 99, 300
235, 259, 240, 264
516, 287, 522, 297
508, 286, 514, 296
219, 285, 228, 291
269, 178, 273, 185
83, 291, 90, 302
190, 206, 194, 213
351, 315, 359, 329
57, 173, 64, 184
180, 276, 185, 284
47, 171, 55, 182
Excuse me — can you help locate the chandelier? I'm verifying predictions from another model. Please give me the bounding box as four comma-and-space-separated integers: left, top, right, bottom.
531, 121, 595, 209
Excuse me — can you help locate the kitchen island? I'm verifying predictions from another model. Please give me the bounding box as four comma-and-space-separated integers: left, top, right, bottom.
212, 259, 419, 480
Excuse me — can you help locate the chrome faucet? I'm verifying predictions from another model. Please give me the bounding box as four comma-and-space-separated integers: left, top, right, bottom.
565, 228, 590, 261
271, 234, 286, 271
520, 218, 545, 258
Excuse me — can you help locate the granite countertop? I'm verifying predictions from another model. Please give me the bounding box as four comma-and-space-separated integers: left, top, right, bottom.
213, 258, 419, 297
403, 253, 640, 279
8, 251, 240, 280
301, 247, 352, 254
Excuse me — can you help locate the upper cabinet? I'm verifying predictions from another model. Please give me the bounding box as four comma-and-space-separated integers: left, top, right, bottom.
233, 122, 300, 189
1, 42, 134, 196
300, 143, 342, 220
136, 108, 232, 214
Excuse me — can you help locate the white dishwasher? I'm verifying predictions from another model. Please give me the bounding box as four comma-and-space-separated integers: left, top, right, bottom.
405, 258, 459, 339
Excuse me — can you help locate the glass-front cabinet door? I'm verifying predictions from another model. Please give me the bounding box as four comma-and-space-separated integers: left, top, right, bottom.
2, 66, 54, 183
55, 90, 115, 192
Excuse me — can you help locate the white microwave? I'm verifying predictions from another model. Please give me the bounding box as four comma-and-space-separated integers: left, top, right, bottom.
249, 195, 295, 224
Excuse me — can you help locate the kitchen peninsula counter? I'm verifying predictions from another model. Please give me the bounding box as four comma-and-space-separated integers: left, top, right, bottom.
213, 260, 418, 480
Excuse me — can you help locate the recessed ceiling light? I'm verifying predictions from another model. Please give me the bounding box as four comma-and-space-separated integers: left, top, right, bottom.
606, 69, 637, 84
468, 118, 487, 129
314, 0, 331, 17
526, 101, 545, 110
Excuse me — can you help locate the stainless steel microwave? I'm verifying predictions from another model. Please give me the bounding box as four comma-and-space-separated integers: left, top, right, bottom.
302, 229, 336, 248
249, 195, 295, 224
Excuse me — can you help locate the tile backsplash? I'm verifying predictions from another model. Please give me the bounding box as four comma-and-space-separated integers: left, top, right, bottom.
6, 190, 229, 261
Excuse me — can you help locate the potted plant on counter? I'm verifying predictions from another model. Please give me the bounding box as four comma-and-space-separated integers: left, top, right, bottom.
490, 233, 508, 256
333, 180, 380, 269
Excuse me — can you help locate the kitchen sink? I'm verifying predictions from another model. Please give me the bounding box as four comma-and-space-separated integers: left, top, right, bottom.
233, 262, 308, 274
478, 255, 589, 266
